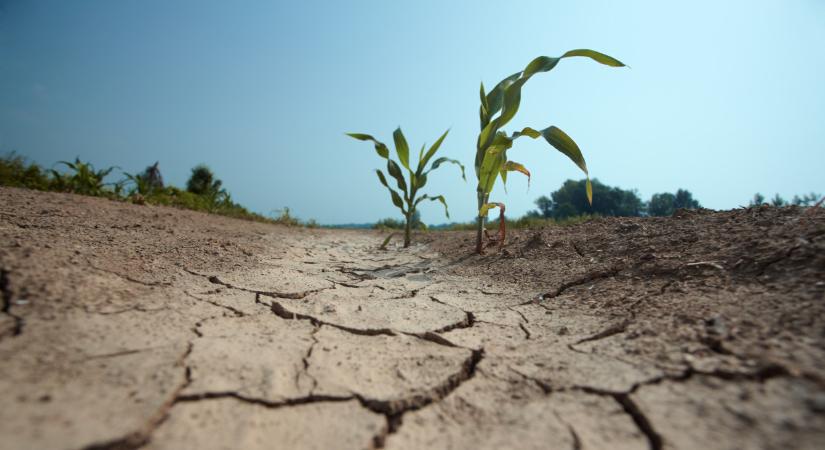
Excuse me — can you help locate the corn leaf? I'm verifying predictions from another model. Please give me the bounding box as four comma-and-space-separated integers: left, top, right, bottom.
511, 127, 541, 139
485, 72, 521, 120
375, 170, 406, 211
415, 194, 450, 219
418, 129, 450, 175
393, 128, 411, 171
479, 82, 490, 128
541, 126, 591, 204
479, 202, 503, 218
427, 157, 466, 181
502, 161, 531, 189
541, 126, 587, 175
561, 49, 626, 67
416, 172, 428, 190
386, 159, 408, 197
347, 133, 390, 159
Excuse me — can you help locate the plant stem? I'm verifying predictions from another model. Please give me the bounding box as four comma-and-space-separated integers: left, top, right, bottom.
404, 211, 412, 248
475, 192, 487, 254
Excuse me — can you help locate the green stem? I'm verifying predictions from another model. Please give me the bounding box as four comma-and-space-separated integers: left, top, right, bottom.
404, 211, 412, 248
475, 191, 487, 254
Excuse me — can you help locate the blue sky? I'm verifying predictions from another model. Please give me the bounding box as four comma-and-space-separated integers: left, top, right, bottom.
2, 0, 824, 224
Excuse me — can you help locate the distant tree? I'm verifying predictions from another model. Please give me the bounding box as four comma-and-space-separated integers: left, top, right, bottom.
646, 189, 700, 216
534, 196, 554, 218
673, 189, 701, 209
142, 161, 164, 191
647, 192, 676, 217
373, 210, 425, 230
125, 161, 165, 196
770, 194, 786, 207
544, 179, 643, 219
791, 192, 822, 206
750, 193, 766, 206
187, 164, 224, 198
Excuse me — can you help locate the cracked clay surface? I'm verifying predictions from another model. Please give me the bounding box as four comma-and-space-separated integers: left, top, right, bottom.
1, 186, 824, 450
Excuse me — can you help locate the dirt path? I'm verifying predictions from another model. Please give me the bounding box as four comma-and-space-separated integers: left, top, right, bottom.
1, 187, 824, 450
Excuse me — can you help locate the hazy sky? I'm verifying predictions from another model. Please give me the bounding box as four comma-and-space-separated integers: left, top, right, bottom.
2, 1, 824, 224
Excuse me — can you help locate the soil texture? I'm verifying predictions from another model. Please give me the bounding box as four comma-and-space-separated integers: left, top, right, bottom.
1, 186, 824, 450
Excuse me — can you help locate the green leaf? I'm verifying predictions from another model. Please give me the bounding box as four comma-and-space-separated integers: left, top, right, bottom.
485, 72, 521, 120
393, 127, 411, 171
561, 49, 626, 67
347, 133, 390, 159
479, 202, 503, 218
502, 161, 531, 189
418, 128, 450, 175
476, 121, 498, 173
522, 56, 561, 78
386, 159, 408, 197
493, 77, 527, 130
541, 126, 592, 205
586, 178, 593, 205
511, 127, 541, 139
541, 126, 588, 175
479, 82, 490, 128
478, 143, 509, 195
375, 170, 406, 211
415, 194, 450, 219
427, 157, 466, 181
415, 172, 428, 190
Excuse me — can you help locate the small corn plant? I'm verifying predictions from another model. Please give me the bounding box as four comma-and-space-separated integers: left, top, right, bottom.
348, 128, 465, 247
474, 49, 626, 253
54, 157, 118, 197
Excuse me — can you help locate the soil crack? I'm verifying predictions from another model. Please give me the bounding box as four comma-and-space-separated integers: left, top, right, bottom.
531, 265, 622, 303
0, 268, 23, 337
184, 268, 333, 300
614, 394, 663, 450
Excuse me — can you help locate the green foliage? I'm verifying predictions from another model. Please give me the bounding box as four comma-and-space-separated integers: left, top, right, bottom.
124, 161, 164, 196
0, 154, 315, 227
750, 193, 766, 206
791, 192, 822, 206
373, 210, 425, 230
54, 157, 118, 197
269, 207, 302, 227
647, 189, 701, 216
348, 127, 464, 247
750, 192, 822, 207
0, 152, 51, 190
443, 214, 598, 231
473, 49, 626, 252
543, 179, 643, 219
187, 164, 225, 198
647, 192, 677, 216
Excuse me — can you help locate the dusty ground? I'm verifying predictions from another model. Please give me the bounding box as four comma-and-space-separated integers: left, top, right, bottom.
1, 186, 824, 450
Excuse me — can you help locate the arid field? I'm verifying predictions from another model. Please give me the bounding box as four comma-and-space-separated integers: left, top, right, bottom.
1, 186, 824, 450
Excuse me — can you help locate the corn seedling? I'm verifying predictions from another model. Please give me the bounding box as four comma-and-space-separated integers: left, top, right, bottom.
474, 49, 626, 253
55, 157, 118, 197
348, 128, 465, 247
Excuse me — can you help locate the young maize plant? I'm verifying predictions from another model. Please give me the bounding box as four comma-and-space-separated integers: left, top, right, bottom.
474, 49, 626, 253
348, 128, 465, 248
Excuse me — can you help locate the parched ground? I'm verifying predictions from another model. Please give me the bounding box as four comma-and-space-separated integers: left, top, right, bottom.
1, 186, 824, 450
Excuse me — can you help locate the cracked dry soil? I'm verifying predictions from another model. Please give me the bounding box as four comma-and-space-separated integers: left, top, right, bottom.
1, 186, 824, 450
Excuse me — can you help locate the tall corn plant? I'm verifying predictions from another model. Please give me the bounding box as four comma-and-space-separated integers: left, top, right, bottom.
474, 49, 626, 253
348, 128, 465, 248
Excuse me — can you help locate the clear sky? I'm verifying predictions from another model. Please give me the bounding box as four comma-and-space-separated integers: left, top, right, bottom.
2, 0, 824, 224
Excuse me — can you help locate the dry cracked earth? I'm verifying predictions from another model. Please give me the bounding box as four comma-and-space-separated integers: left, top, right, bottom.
1, 186, 825, 450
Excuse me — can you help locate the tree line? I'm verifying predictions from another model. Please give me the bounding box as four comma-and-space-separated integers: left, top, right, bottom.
524, 179, 821, 220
